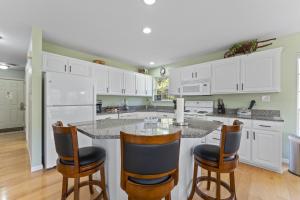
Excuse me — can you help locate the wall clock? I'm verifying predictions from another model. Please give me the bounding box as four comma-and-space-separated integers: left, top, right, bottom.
160, 66, 166, 76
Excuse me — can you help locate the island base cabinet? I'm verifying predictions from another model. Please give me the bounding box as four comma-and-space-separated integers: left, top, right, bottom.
251, 130, 282, 172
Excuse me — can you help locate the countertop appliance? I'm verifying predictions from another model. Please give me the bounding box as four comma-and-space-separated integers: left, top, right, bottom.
184, 101, 214, 120
44, 72, 94, 169
96, 100, 102, 114
237, 100, 256, 117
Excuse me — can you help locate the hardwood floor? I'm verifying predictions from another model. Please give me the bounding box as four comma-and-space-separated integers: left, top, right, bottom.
1, 132, 300, 200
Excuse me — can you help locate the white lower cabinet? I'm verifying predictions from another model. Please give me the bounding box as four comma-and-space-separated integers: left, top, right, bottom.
252, 129, 282, 172
205, 116, 283, 173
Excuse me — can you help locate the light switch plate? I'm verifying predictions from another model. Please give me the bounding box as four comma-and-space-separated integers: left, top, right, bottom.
262, 95, 271, 102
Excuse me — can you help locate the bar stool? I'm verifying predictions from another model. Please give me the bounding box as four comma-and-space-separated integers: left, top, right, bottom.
188, 120, 243, 200
52, 121, 108, 200
120, 131, 181, 200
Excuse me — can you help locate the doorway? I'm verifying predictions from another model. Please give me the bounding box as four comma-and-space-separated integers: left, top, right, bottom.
0, 78, 25, 132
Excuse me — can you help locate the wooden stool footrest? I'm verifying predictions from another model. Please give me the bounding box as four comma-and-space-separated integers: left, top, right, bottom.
195, 176, 235, 200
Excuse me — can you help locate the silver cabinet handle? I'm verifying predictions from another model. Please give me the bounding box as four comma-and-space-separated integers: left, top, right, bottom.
178, 88, 180, 93
195, 72, 197, 78
64, 65, 67, 72
236, 84, 238, 91
69, 65, 72, 72
242, 83, 244, 90
247, 131, 249, 139
213, 138, 220, 141
253, 132, 256, 140
136, 90, 137, 94
107, 88, 109, 93
192, 73, 194, 78
259, 125, 271, 128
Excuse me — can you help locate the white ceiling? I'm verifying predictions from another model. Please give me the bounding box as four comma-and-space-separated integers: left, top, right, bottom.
1, 0, 300, 68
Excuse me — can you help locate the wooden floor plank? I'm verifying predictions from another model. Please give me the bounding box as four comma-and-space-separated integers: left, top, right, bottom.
1, 132, 300, 200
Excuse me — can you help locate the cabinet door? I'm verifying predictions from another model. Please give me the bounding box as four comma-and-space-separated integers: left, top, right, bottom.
238, 128, 251, 162
241, 48, 281, 93
43, 52, 68, 73
169, 68, 181, 95
108, 68, 124, 95
211, 57, 240, 94
181, 66, 194, 84
145, 75, 153, 96
124, 71, 136, 96
93, 65, 109, 95
135, 74, 146, 96
194, 62, 211, 80
252, 130, 281, 171
68, 58, 91, 77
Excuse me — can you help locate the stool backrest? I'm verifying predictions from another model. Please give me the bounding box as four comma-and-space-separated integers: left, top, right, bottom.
120, 131, 181, 189
52, 121, 79, 167
219, 120, 243, 164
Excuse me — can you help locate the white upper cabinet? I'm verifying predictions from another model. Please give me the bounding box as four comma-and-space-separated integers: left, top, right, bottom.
123, 71, 136, 96
43, 52, 67, 73
68, 58, 91, 77
169, 68, 182, 96
43, 52, 91, 77
108, 68, 124, 95
240, 48, 281, 93
93, 64, 109, 95
181, 63, 211, 84
211, 57, 240, 94
135, 73, 146, 96
145, 75, 153, 97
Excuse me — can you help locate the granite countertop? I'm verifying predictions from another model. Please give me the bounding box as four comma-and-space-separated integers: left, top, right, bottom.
96, 106, 175, 116
207, 113, 284, 122
71, 118, 222, 139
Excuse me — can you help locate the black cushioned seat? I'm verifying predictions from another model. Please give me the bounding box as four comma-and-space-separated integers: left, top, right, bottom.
128, 175, 171, 185
61, 146, 106, 166
194, 144, 234, 162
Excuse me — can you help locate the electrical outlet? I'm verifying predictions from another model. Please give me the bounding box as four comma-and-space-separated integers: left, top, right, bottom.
262, 95, 271, 103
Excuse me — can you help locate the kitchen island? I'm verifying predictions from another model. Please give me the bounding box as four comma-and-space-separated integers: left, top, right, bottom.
71, 118, 222, 200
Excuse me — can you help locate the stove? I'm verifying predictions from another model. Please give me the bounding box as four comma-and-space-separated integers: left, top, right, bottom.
184, 101, 214, 119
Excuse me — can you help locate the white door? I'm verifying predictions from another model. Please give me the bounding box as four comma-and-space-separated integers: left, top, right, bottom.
169, 68, 181, 95
211, 57, 240, 94
135, 74, 146, 96
68, 58, 91, 77
252, 130, 281, 170
94, 64, 109, 95
44, 105, 93, 169
238, 128, 251, 162
0, 79, 25, 129
43, 52, 68, 73
108, 68, 124, 95
241, 50, 276, 93
145, 75, 153, 96
45, 72, 93, 106
123, 71, 136, 96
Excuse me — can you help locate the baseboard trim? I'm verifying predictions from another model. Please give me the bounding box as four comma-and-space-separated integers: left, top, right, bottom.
283, 158, 289, 164
31, 164, 43, 172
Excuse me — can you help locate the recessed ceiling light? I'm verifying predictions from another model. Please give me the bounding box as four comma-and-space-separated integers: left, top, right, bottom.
144, 0, 156, 5
143, 27, 152, 34
0, 65, 8, 70
149, 62, 155, 65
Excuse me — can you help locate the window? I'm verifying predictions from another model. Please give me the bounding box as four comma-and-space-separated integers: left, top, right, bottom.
153, 77, 175, 101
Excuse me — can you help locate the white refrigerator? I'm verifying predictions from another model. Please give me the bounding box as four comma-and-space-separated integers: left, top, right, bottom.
44, 72, 94, 169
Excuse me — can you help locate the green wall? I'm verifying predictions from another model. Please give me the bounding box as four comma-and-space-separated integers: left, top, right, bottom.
42, 41, 147, 106
150, 33, 300, 159
30, 27, 43, 168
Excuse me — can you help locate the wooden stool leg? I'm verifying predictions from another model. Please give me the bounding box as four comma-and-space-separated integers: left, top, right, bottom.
165, 193, 171, 200
61, 176, 68, 200
89, 174, 94, 194
207, 170, 211, 190
100, 165, 108, 200
188, 160, 198, 200
74, 177, 80, 200
216, 172, 221, 200
230, 172, 236, 200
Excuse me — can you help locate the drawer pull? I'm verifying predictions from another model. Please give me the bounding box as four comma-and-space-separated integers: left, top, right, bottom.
246, 131, 249, 139
259, 125, 271, 128
212, 138, 220, 141
253, 132, 256, 140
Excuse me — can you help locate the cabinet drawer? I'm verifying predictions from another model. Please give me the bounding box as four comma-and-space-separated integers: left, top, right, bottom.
228, 118, 252, 129
252, 120, 283, 132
